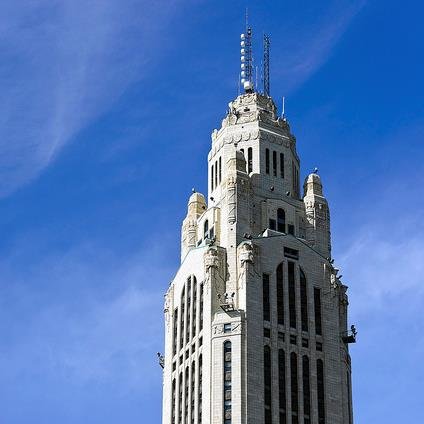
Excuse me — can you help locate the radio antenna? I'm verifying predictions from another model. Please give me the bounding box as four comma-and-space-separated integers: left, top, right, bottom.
263, 34, 270, 97
240, 9, 254, 92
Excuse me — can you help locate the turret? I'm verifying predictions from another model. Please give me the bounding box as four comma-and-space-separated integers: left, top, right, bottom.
181, 191, 206, 261
303, 172, 331, 257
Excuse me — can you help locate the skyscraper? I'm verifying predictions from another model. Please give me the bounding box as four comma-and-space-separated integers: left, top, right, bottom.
162, 27, 355, 424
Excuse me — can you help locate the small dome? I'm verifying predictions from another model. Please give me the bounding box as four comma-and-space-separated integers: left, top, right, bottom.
305, 173, 322, 185
188, 191, 206, 205
304, 172, 323, 196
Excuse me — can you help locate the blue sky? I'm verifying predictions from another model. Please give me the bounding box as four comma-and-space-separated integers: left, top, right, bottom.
0, 0, 423, 422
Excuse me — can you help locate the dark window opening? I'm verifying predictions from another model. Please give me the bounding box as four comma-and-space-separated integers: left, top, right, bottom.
300, 269, 308, 332
317, 359, 325, 424
290, 353, 299, 423
173, 308, 178, 356
215, 160, 218, 188
288, 262, 297, 329
224, 323, 232, 333
180, 287, 185, 350
277, 208, 286, 233
314, 288, 322, 336
280, 153, 285, 178
264, 327, 271, 338
211, 165, 214, 191
288, 224, 295, 236
198, 355, 203, 423
269, 219, 276, 231
200, 284, 204, 332
278, 331, 285, 341
273, 150, 277, 176
219, 157, 222, 184
277, 263, 284, 325
172, 379, 176, 424
264, 346, 272, 424
302, 338, 309, 348
303, 356, 311, 423
290, 335, 297, 345
192, 278, 197, 337
279, 349, 286, 424
263, 274, 271, 322
266, 149, 270, 174
248, 147, 253, 173
224, 341, 232, 424
186, 277, 191, 345
316, 341, 323, 352
284, 247, 299, 260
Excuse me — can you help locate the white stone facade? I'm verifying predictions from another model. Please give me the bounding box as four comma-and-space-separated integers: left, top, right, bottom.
162, 92, 354, 424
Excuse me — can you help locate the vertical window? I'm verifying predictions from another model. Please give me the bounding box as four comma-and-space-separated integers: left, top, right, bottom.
278, 349, 286, 424
276, 263, 284, 326
211, 165, 214, 191
215, 161, 218, 188
224, 341, 232, 424
263, 274, 270, 322
302, 356, 311, 424
347, 371, 352, 424
172, 378, 176, 424
199, 283, 204, 332
288, 262, 296, 329
277, 209, 286, 233
219, 157, 222, 184
266, 149, 270, 174
191, 361, 196, 424
280, 153, 284, 178
185, 366, 189, 424
264, 346, 272, 424
317, 359, 325, 424
192, 278, 197, 337
314, 288, 322, 336
248, 147, 253, 173
173, 308, 179, 356
273, 151, 277, 176
269, 219, 276, 230
180, 287, 186, 350
290, 353, 298, 424
300, 269, 308, 332
198, 355, 203, 423
186, 278, 191, 345
204, 220, 209, 240
179, 372, 183, 424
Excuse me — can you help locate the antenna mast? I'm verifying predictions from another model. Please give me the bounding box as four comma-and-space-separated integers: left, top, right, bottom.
240, 10, 254, 92
263, 34, 270, 97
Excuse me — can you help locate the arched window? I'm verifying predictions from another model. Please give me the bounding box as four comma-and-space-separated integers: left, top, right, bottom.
302, 356, 311, 424
266, 148, 270, 174
314, 288, 322, 336
264, 345, 272, 424
288, 262, 296, 329
198, 354, 203, 423
290, 352, 298, 424
317, 359, 325, 424
300, 268, 308, 332
192, 277, 197, 337
248, 147, 253, 173
263, 274, 270, 322
204, 220, 209, 240
180, 287, 186, 350
273, 151, 277, 176
277, 209, 286, 233
278, 349, 286, 424
186, 277, 191, 345
280, 153, 284, 178
276, 263, 284, 325
224, 341, 232, 424
199, 283, 204, 332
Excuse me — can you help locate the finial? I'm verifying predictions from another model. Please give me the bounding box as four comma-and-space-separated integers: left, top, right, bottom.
263, 34, 270, 97
240, 12, 254, 93
313, 167, 319, 174
282, 96, 286, 119
192, 187, 196, 193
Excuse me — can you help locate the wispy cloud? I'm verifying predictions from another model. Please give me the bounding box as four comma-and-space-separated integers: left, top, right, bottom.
275, 1, 366, 93
0, 0, 181, 197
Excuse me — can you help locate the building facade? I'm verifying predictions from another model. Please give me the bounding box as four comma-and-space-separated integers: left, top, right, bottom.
162, 75, 354, 423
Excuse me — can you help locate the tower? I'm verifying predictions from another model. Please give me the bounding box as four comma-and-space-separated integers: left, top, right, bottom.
162, 28, 355, 424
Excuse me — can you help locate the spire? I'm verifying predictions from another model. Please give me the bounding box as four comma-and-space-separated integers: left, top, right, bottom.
240, 11, 254, 93
263, 34, 270, 97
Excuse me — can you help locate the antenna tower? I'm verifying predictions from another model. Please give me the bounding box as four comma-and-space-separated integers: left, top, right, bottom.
240, 12, 254, 92
263, 34, 270, 97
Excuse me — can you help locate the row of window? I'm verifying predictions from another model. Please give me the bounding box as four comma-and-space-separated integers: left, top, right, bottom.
239, 148, 253, 174
265, 148, 285, 178
268, 209, 296, 236
173, 276, 204, 357
211, 157, 222, 191
223, 341, 232, 424
262, 263, 322, 336
172, 355, 203, 424
264, 348, 325, 424
292, 161, 300, 198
